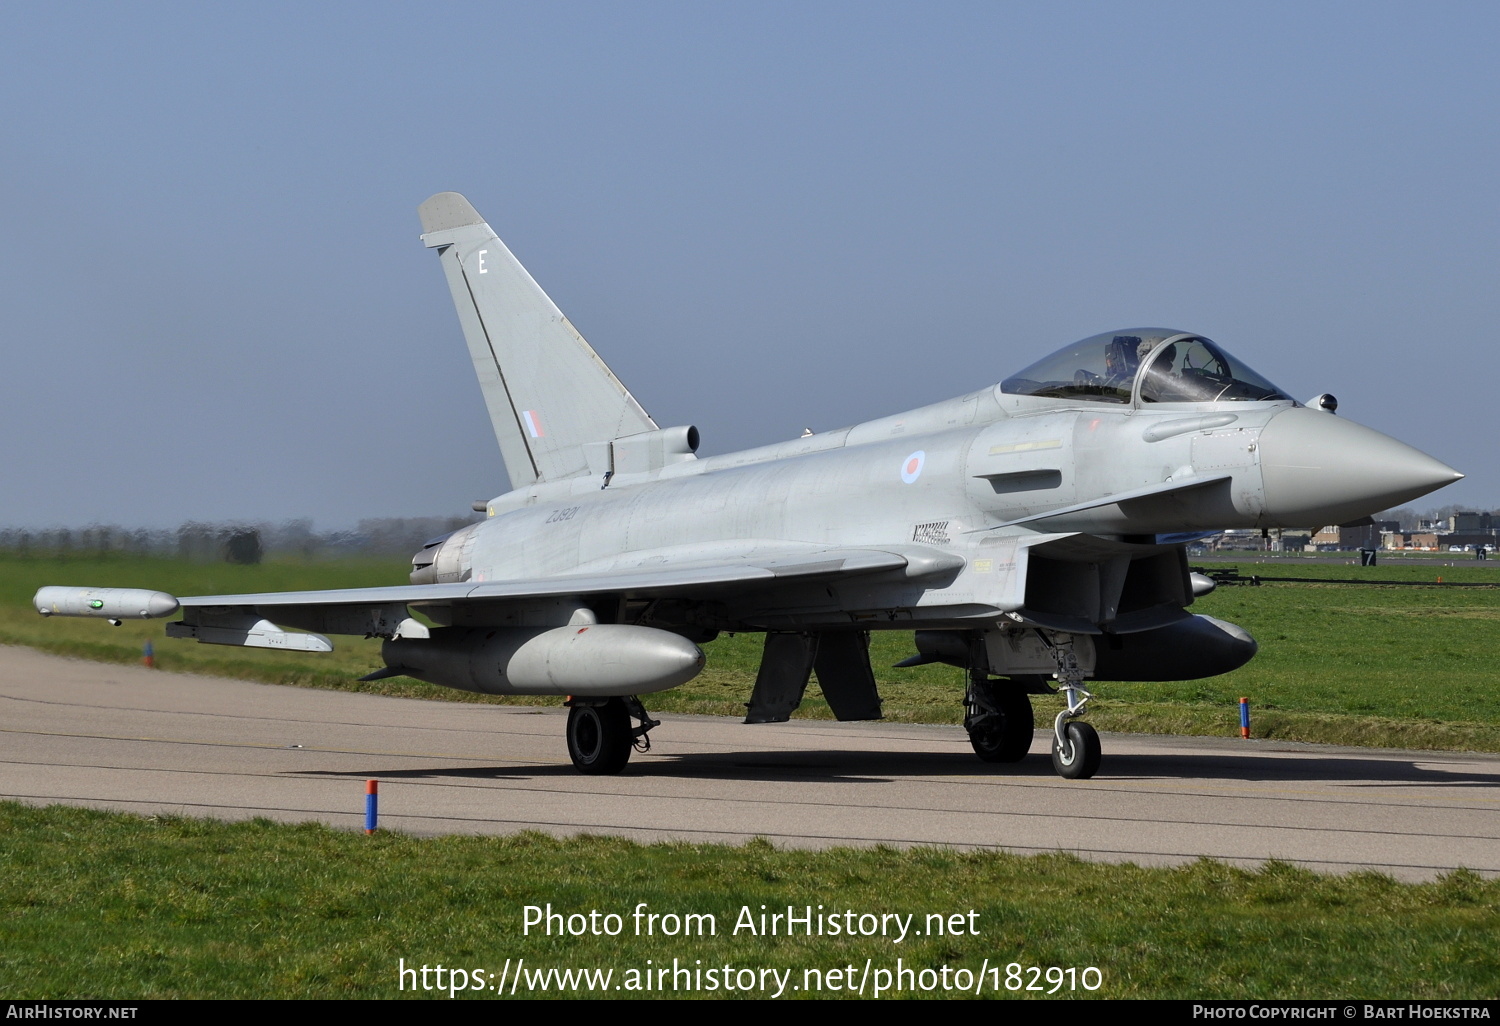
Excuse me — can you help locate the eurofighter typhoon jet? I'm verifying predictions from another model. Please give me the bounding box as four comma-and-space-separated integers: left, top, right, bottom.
36, 193, 1463, 779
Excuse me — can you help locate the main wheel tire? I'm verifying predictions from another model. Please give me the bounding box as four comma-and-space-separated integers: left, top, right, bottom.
567, 698, 632, 775
968, 688, 1035, 763
1050, 721, 1101, 780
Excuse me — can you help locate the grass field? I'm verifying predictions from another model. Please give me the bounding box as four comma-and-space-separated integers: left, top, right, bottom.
5, 552, 1499, 751
3, 803, 1497, 999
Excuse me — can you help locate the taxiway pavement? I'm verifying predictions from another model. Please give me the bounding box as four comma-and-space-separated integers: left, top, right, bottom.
3, 646, 1495, 881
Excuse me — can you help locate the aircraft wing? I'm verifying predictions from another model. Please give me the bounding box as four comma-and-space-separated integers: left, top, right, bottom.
178, 545, 945, 607
35, 544, 961, 651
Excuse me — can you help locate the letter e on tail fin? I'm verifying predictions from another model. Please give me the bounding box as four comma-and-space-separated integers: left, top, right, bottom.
419, 192, 656, 487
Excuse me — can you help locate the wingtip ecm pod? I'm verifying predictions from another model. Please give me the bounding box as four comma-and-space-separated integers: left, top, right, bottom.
34, 586, 179, 623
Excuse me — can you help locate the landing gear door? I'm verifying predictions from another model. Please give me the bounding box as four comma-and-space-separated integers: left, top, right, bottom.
982, 629, 1096, 677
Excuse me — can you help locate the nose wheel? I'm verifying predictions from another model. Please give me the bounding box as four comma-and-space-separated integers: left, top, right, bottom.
1051, 720, 1101, 779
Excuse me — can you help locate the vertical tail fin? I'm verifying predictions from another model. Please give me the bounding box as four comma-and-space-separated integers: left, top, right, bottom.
419, 192, 656, 487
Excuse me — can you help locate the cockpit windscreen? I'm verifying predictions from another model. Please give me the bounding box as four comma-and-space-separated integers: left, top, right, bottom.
1001, 329, 1290, 405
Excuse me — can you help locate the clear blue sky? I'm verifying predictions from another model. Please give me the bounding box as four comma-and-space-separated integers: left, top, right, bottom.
3, 1, 1494, 528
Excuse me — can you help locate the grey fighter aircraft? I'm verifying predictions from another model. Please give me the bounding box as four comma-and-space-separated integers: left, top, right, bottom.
35, 192, 1463, 780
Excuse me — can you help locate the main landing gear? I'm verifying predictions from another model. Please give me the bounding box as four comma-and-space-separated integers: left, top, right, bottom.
565, 696, 659, 775
964, 671, 1034, 763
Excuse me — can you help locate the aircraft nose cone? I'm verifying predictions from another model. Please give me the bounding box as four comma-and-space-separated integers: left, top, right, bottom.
1258, 406, 1462, 527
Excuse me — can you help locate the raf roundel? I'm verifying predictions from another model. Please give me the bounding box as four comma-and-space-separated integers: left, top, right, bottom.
901, 450, 926, 484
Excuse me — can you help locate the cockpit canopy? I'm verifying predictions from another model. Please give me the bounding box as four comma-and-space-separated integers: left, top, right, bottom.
1001, 328, 1291, 405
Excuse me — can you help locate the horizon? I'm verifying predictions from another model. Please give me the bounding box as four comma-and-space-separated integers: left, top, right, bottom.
5, 4, 1490, 524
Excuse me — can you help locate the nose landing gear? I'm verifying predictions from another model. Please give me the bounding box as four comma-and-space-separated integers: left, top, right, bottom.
1044, 636, 1101, 780
1051, 719, 1101, 779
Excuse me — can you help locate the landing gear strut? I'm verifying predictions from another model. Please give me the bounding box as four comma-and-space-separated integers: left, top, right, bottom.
964, 670, 1034, 763
1041, 635, 1101, 779
565, 696, 659, 775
